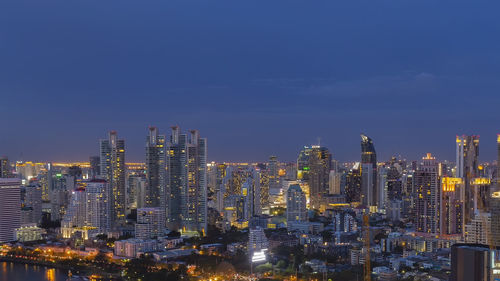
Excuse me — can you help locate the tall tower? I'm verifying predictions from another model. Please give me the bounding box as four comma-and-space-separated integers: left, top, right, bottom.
455, 135, 479, 224
100, 131, 126, 227
145, 127, 166, 211
0, 179, 21, 243
166, 127, 207, 233
297, 146, 331, 210
286, 184, 307, 223
0, 157, 11, 178
414, 153, 440, 234
361, 134, 377, 208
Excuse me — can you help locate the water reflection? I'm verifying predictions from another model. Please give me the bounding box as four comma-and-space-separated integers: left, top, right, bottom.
0, 262, 66, 281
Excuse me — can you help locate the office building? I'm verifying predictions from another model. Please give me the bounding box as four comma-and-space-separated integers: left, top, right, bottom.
100, 131, 126, 227
0, 178, 21, 242
286, 184, 307, 223
456, 135, 479, 224
23, 182, 42, 224
0, 156, 11, 178
89, 156, 100, 179
361, 134, 377, 208
85, 179, 110, 234
440, 177, 464, 235
450, 244, 497, 281
414, 153, 440, 234
345, 163, 361, 203
297, 145, 331, 209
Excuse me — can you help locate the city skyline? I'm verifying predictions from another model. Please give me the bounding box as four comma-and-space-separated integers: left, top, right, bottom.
1, 128, 500, 164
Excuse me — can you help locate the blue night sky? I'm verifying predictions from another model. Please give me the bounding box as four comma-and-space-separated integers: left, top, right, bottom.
1, 0, 500, 163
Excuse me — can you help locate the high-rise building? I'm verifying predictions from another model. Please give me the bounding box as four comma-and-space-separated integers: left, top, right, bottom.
135, 207, 164, 239
129, 175, 146, 210
166, 127, 207, 233
62, 179, 110, 238
465, 212, 490, 245
361, 134, 377, 208
491, 191, 500, 247
440, 177, 464, 235
0, 178, 21, 242
450, 244, 498, 281
377, 167, 388, 212
456, 135, 479, 224
248, 226, 268, 254
241, 168, 261, 220
297, 145, 331, 209
286, 184, 307, 223
100, 131, 126, 227
414, 153, 440, 234
268, 155, 280, 191
84, 179, 110, 234
145, 127, 166, 209
89, 156, 100, 179
329, 169, 341, 195
0, 156, 11, 178
345, 163, 361, 203
24, 182, 42, 224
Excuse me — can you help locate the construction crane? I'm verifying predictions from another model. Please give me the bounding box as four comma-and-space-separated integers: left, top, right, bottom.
363, 212, 371, 281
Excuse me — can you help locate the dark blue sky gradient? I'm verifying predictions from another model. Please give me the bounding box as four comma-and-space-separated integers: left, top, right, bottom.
1, 0, 500, 162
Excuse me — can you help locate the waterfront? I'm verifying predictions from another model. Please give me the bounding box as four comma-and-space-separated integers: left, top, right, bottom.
0, 262, 68, 281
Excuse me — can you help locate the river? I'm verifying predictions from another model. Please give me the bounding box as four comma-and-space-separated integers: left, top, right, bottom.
0, 262, 68, 281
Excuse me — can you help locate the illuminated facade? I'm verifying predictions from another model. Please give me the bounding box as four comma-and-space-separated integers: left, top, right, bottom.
345, 163, 361, 203
415, 153, 440, 234
0, 156, 11, 178
100, 131, 126, 227
145, 126, 166, 224
0, 179, 21, 243
286, 184, 307, 223
296, 145, 331, 209
361, 134, 377, 208
440, 177, 464, 235
166, 127, 207, 233
491, 191, 500, 247
455, 135, 479, 224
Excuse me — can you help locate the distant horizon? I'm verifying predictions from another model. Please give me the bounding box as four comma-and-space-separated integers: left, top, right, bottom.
2, 129, 499, 164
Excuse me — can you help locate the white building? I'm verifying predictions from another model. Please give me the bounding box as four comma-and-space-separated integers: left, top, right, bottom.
114, 238, 158, 258
85, 179, 110, 234
248, 226, 268, 254
15, 223, 45, 242
0, 178, 21, 242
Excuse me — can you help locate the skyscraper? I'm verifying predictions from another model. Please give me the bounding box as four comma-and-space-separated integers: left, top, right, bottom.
414, 153, 440, 234
297, 145, 331, 209
145, 127, 166, 212
286, 184, 307, 223
450, 244, 496, 281
89, 156, 100, 179
345, 163, 361, 203
456, 135, 479, 224
0, 156, 11, 178
0, 178, 21, 242
440, 177, 464, 235
100, 131, 126, 227
241, 168, 261, 220
24, 182, 42, 224
361, 134, 377, 208
166, 127, 207, 233
84, 179, 111, 234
